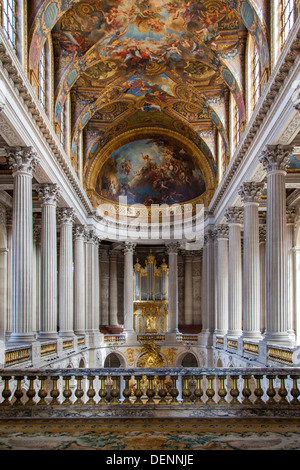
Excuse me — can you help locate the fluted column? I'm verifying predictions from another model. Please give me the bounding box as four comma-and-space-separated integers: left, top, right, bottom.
215, 225, 228, 336
259, 145, 295, 344
286, 207, 296, 338
123, 242, 135, 334
6, 147, 39, 343
33, 223, 41, 335
85, 230, 99, 334
225, 207, 243, 338
259, 225, 266, 333
74, 225, 86, 335
238, 182, 264, 340
201, 229, 215, 344
167, 242, 179, 334
58, 207, 74, 338
109, 250, 119, 327
38, 184, 60, 339
184, 252, 193, 326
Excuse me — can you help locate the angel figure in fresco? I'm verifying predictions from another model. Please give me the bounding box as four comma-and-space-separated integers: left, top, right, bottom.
121, 158, 132, 177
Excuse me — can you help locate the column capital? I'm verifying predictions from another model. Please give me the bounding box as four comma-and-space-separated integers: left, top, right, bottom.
86, 229, 100, 245
73, 224, 87, 240
286, 206, 296, 224
37, 183, 60, 206
166, 241, 180, 254
224, 207, 243, 224
204, 229, 215, 245
215, 224, 229, 239
6, 146, 39, 176
57, 207, 75, 225
238, 181, 264, 204
259, 144, 292, 173
109, 249, 118, 260
123, 241, 136, 254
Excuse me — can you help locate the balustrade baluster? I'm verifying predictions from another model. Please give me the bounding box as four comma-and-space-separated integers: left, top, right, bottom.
62, 376, 73, 405
122, 376, 131, 404
242, 375, 252, 404
13, 376, 24, 406
206, 375, 216, 404
86, 376, 96, 405
230, 375, 240, 404
98, 376, 108, 405
170, 376, 179, 404
74, 376, 84, 405
110, 377, 120, 405
26, 376, 36, 406
194, 375, 204, 404
278, 375, 289, 405
290, 375, 300, 405
254, 375, 264, 405
182, 376, 192, 404
50, 376, 60, 405
266, 375, 277, 405
218, 376, 227, 404
146, 376, 155, 404
1, 376, 12, 406
158, 376, 167, 404
134, 376, 143, 404
37, 376, 48, 405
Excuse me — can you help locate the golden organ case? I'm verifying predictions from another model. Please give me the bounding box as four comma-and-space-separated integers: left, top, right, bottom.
133, 250, 168, 334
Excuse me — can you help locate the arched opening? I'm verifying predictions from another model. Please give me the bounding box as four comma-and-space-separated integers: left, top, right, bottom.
104, 353, 121, 368
181, 352, 198, 367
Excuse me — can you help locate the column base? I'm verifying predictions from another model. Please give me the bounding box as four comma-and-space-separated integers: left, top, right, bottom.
58, 331, 75, 338
38, 332, 58, 340
8, 333, 37, 344
242, 331, 263, 341
263, 331, 296, 346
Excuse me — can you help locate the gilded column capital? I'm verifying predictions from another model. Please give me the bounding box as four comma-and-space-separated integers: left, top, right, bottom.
238, 181, 264, 204
6, 146, 39, 176
259, 144, 292, 173
215, 224, 229, 239
57, 207, 75, 225
37, 183, 60, 206
224, 207, 243, 224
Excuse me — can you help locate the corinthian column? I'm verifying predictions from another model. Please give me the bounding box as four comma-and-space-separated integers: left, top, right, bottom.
184, 252, 193, 326
167, 242, 179, 334
109, 250, 119, 327
225, 207, 243, 338
6, 147, 39, 343
38, 184, 60, 339
58, 207, 74, 338
85, 230, 99, 335
74, 225, 87, 335
259, 145, 295, 344
215, 225, 228, 336
123, 242, 135, 334
239, 181, 264, 340
201, 229, 215, 345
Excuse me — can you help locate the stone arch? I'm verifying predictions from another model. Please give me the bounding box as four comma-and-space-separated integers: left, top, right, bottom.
104, 351, 126, 368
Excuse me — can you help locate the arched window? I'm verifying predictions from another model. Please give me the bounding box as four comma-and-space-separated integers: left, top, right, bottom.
2, 0, 17, 51
251, 43, 260, 111
104, 353, 121, 368
181, 352, 198, 367
39, 44, 46, 110
281, 0, 295, 45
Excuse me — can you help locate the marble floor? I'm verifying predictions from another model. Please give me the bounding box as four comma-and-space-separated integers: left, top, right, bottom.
0, 417, 299, 450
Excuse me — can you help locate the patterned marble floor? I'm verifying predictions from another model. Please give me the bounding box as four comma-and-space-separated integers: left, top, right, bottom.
0, 418, 299, 450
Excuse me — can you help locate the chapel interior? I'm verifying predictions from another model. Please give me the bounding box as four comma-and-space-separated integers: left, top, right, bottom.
0, 0, 300, 447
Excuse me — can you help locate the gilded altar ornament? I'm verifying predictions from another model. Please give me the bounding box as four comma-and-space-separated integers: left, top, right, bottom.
137, 342, 165, 368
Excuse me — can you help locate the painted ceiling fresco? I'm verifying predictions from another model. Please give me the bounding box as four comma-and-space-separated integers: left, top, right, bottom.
28, 0, 270, 207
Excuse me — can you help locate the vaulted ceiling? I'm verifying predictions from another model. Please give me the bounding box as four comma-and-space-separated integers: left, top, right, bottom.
28, 0, 270, 208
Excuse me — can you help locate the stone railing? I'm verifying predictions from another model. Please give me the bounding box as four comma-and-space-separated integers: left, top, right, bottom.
0, 368, 300, 418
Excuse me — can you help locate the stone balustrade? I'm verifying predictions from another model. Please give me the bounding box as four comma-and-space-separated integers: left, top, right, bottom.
0, 368, 300, 418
